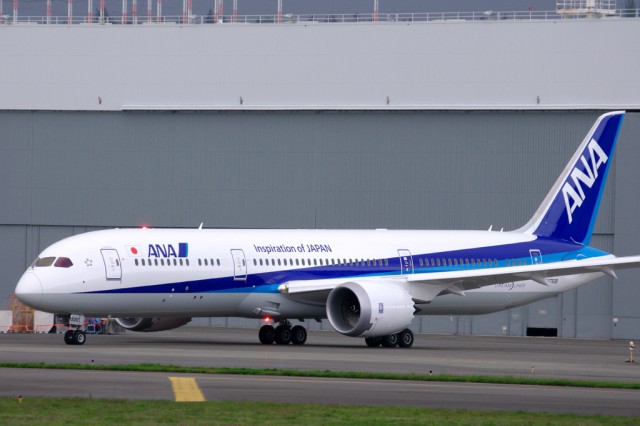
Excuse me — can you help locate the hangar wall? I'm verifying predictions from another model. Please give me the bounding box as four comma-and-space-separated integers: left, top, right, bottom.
1, 18, 639, 111
2, 110, 639, 338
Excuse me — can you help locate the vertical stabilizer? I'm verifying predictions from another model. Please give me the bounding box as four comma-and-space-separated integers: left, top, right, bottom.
519, 111, 624, 245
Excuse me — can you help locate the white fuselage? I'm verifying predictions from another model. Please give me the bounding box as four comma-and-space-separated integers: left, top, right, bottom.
16, 227, 605, 319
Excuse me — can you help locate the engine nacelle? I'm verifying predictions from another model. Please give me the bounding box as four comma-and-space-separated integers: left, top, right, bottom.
115, 317, 192, 332
326, 281, 414, 338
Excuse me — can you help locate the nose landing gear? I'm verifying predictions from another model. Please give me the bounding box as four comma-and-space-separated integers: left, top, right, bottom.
64, 329, 87, 345
61, 314, 87, 345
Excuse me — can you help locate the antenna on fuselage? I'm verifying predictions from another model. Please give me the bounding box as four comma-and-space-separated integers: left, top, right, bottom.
198, 222, 203, 230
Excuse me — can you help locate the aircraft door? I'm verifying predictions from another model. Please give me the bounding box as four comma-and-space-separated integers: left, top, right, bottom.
230, 249, 247, 281
529, 249, 543, 265
101, 249, 122, 280
398, 249, 414, 274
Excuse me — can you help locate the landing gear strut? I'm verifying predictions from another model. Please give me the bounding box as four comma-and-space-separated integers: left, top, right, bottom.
258, 320, 308, 345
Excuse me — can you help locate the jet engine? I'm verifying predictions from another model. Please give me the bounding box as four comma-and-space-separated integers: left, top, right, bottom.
326, 281, 414, 338
115, 317, 192, 332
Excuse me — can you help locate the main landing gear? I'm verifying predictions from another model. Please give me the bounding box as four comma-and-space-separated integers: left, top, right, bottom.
64, 328, 87, 345
364, 328, 414, 348
259, 321, 308, 345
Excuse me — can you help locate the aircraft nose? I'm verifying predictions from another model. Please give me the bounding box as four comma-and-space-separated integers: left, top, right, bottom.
15, 271, 43, 310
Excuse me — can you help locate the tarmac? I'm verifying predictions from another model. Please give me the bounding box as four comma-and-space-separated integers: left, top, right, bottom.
1, 327, 639, 416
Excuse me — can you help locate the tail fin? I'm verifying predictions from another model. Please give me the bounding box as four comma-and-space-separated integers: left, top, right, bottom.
519, 111, 625, 245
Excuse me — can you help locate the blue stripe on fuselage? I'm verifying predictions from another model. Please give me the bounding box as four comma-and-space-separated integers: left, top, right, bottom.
82, 237, 609, 295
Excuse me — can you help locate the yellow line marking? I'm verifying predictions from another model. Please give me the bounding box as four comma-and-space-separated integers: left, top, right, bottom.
168, 377, 206, 402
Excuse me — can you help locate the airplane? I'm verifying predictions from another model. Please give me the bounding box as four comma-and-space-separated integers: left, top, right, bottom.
14, 111, 640, 347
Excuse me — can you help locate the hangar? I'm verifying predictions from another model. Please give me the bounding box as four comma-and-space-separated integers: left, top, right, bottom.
1, 7, 639, 339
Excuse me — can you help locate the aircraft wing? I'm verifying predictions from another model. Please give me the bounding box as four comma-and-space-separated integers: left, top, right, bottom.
279, 255, 640, 304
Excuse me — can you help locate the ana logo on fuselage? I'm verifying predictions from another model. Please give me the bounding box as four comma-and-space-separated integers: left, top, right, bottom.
148, 243, 189, 258
562, 138, 608, 224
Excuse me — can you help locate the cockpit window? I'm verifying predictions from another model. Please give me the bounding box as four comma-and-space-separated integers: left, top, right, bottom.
54, 257, 73, 268
34, 257, 56, 267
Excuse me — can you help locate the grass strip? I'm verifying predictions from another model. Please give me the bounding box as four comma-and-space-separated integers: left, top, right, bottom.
0, 398, 636, 426
1, 362, 639, 389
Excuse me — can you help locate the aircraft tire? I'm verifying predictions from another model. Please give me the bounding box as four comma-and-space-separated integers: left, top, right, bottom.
290, 325, 307, 345
365, 337, 381, 347
398, 329, 414, 348
380, 333, 399, 348
274, 325, 292, 345
64, 330, 75, 345
258, 325, 276, 344
73, 330, 86, 345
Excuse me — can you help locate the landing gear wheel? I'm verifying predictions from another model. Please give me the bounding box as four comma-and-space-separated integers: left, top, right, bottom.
365, 337, 381, 347
258, 325, 276, 344
381, 333, 399, 348
64, 330, 75, 345
73, 330, 86, 345
290, 325, 307, 345
274, 325, 292, 345
398, 329, 414, 348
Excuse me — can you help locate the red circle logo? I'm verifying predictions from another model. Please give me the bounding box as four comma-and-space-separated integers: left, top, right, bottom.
130, 247, 138, 255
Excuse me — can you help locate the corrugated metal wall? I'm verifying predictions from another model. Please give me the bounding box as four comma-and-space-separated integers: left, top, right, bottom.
1, 110, 638, 338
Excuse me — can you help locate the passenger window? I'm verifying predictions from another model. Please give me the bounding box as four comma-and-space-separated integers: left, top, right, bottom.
141, 259, 146, 266
436, 259, 441, 267
453, 259, 458, 266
